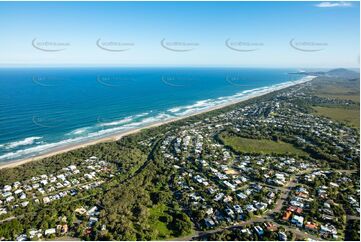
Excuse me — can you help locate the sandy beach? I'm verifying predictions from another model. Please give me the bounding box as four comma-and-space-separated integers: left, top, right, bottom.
0, 76, 315, 170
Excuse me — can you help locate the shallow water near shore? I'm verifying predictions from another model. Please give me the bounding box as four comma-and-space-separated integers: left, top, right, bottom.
0, 67, 305, 163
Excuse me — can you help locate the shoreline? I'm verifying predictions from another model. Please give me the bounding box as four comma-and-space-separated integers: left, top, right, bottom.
0, 76, 316, 170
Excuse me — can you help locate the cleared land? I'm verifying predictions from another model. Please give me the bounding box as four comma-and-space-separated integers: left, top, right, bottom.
313, 82, 360, 103
148, 204, 173, 239
313, 106, 360, 128
311, 78, 360, 129
221, 136, 307, 156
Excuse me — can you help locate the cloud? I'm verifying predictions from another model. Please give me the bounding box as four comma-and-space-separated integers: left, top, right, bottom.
315, 2, 352, 8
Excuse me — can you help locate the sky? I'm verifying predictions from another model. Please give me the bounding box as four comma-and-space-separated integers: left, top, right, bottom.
0, 1, 359, 68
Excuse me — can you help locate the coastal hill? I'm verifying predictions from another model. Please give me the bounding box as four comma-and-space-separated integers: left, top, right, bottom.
290, 68, 359, 79
327, 68, 360, 79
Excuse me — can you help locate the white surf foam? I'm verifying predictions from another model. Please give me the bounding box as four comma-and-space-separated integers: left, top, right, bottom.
1, 136, 43, 150
0, 113, 173, 161
0, 76, 316, 162
99, 112, 149, 127
67, 127, 88, 135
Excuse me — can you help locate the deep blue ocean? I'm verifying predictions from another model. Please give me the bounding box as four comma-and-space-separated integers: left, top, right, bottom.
0, 68, 304, 163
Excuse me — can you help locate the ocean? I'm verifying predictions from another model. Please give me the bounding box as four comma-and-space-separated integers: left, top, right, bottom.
0, 67, 305, 163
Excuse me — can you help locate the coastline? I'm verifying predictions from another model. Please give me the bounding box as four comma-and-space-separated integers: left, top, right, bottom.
0, 76, 316, 170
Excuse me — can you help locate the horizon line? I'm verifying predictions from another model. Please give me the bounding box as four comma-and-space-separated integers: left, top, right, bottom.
0, 65, 359, 70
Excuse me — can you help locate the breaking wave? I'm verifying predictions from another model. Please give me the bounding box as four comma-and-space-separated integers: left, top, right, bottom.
0, 76, 315, 162
99, 112, 149, 127
0, 136, 43, 150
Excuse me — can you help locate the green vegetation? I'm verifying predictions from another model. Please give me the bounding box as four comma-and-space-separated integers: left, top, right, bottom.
309, 76, 360, 129
197, 225, 294, 241
317, 87, 359, 103
312, 78, 360, 103
0, 71, 359, 241
313, 106, 360, 128
0, 141, 147, 185
345, 220, 360, 241
148, 204, 173, 238
0, 129, 193, 241
220, 135, 307, 156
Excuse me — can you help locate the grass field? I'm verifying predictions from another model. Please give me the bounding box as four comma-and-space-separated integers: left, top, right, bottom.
310, 78, 360, 129
313, 106, 360, 129
148, 204, 173, 239
221, 135, 307, 156
312, 82, 360, 103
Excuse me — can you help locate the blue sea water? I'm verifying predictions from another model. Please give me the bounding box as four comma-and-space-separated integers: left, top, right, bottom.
0, 67, 304, 163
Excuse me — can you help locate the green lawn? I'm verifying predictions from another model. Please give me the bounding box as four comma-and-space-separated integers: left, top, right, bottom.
221, 136, 307, 156
148, 204, 173, 239
313, 106, 360, 129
